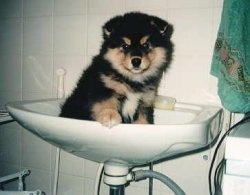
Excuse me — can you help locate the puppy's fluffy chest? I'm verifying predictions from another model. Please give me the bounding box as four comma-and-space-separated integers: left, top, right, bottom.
122, 92, 141, 120
101, 74, 155, 120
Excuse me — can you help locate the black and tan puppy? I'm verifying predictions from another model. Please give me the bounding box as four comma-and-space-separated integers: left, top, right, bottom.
60, 12, 174, 127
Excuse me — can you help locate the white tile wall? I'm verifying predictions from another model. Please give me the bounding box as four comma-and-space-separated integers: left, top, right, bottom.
0, 18, 22, 55
168, 8, 214, 56
23, 0, 53, 17
0, 0, 223, 194
21, 129, 52, 170
86, 14, 113, 56
167, 0, 213, 8
54, 0, 87, 16
0, 91, 22, 110
54, 15, 86, 55
125, 0, 167, 12
88, 0, 125, 14
22, 55, 53, 93
57, 173, 84, 195
23, 17, 53, 55
0, 0, 22, 18
0, 123, 21, 165
0, 54, 22, 92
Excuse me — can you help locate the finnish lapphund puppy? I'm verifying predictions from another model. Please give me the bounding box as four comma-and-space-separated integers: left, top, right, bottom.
60, 12, 174, 127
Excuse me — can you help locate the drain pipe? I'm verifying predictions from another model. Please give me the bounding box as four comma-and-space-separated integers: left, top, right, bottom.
128, 170, 185, 195
53, 68, 66, 195
103, 163, 185, 195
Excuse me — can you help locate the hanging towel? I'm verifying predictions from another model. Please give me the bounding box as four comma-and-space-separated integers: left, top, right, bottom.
211, 0, 250, 113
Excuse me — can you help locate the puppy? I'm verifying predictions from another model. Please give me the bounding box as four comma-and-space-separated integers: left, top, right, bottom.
60, 12, 174, 127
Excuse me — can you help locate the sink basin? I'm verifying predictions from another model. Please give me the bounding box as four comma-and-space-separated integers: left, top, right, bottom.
6, 97, 222, 167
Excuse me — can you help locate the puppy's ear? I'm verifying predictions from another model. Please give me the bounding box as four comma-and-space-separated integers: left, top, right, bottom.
103, 16, 123, 39
150, 16, 173, 39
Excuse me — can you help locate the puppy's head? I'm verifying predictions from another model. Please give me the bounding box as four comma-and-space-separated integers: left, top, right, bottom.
102, 12, 174, 82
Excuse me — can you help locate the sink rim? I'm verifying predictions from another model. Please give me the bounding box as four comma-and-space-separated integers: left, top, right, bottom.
6, 98, 221, 126
6, 98, 223, 166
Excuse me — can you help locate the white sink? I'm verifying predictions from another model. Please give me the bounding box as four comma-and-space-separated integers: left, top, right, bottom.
6, 97, 222, 167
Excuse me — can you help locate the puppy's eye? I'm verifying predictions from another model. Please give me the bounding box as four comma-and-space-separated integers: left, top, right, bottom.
121, 43, 130, 51
142, 42, 150, 51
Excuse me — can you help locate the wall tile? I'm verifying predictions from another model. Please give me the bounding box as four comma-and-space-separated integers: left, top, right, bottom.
59, 150, 84, 177
125, 185, 149, 195
54, 15, 86, 55
0, 122, 21, 164
0, 0, 22, 18
125, 0, 167, 12
54, 0, 86, 15
161, 152, 210, 195
22, 54, 53, 93
86, 14, 112, 56
21, 129, 52, 170
0, 90, 22, 109
88, 0, 125, 14
22, 92, 53, 101
208, 75, 221, 104
160, 54, 212, 103
84, 178, 96, 195
23, 0, 53, 17
0, 54, 22, 91
212, 7, 223, 42
23, 17, 52, 55
57, 173, 84, 195
84, 159, 100, 179
140, 11, 167, 21
167, 0, 213, 8
0, 162, 20, 177
0, 18, 22, 55
168, 8, 213, 56
213, 0, 224, 7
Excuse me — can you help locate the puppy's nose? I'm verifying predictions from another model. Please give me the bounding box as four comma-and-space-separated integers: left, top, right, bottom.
131, 58, 141, 68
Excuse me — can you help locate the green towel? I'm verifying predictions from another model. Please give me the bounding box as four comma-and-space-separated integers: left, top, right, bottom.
211, 0, 250, 113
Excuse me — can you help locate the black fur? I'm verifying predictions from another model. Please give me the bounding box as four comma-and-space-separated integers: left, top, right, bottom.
60, 12, 174, 127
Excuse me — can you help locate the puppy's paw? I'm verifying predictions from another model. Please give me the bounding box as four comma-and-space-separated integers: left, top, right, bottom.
96, 109, 122, 128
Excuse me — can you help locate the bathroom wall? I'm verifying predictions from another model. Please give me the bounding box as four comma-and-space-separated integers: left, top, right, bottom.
0, 0, 224, 194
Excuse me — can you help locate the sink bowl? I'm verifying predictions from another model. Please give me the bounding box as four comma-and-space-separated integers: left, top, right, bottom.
6, 97, 222, 167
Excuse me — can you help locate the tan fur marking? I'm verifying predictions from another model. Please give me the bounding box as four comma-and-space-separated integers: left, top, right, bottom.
101, 74, 130, 95
140, 35, 149, 45
148, 47, 166, 67
92, 97, 118, 116
91, 97, 121, 127
122, 37, 131, 45
104, 48, 126, 70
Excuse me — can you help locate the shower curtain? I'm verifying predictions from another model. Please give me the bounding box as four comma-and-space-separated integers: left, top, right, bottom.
210, 0, 250, 113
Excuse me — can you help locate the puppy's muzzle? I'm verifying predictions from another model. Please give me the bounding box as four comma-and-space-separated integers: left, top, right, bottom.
131, 57, 142, 68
